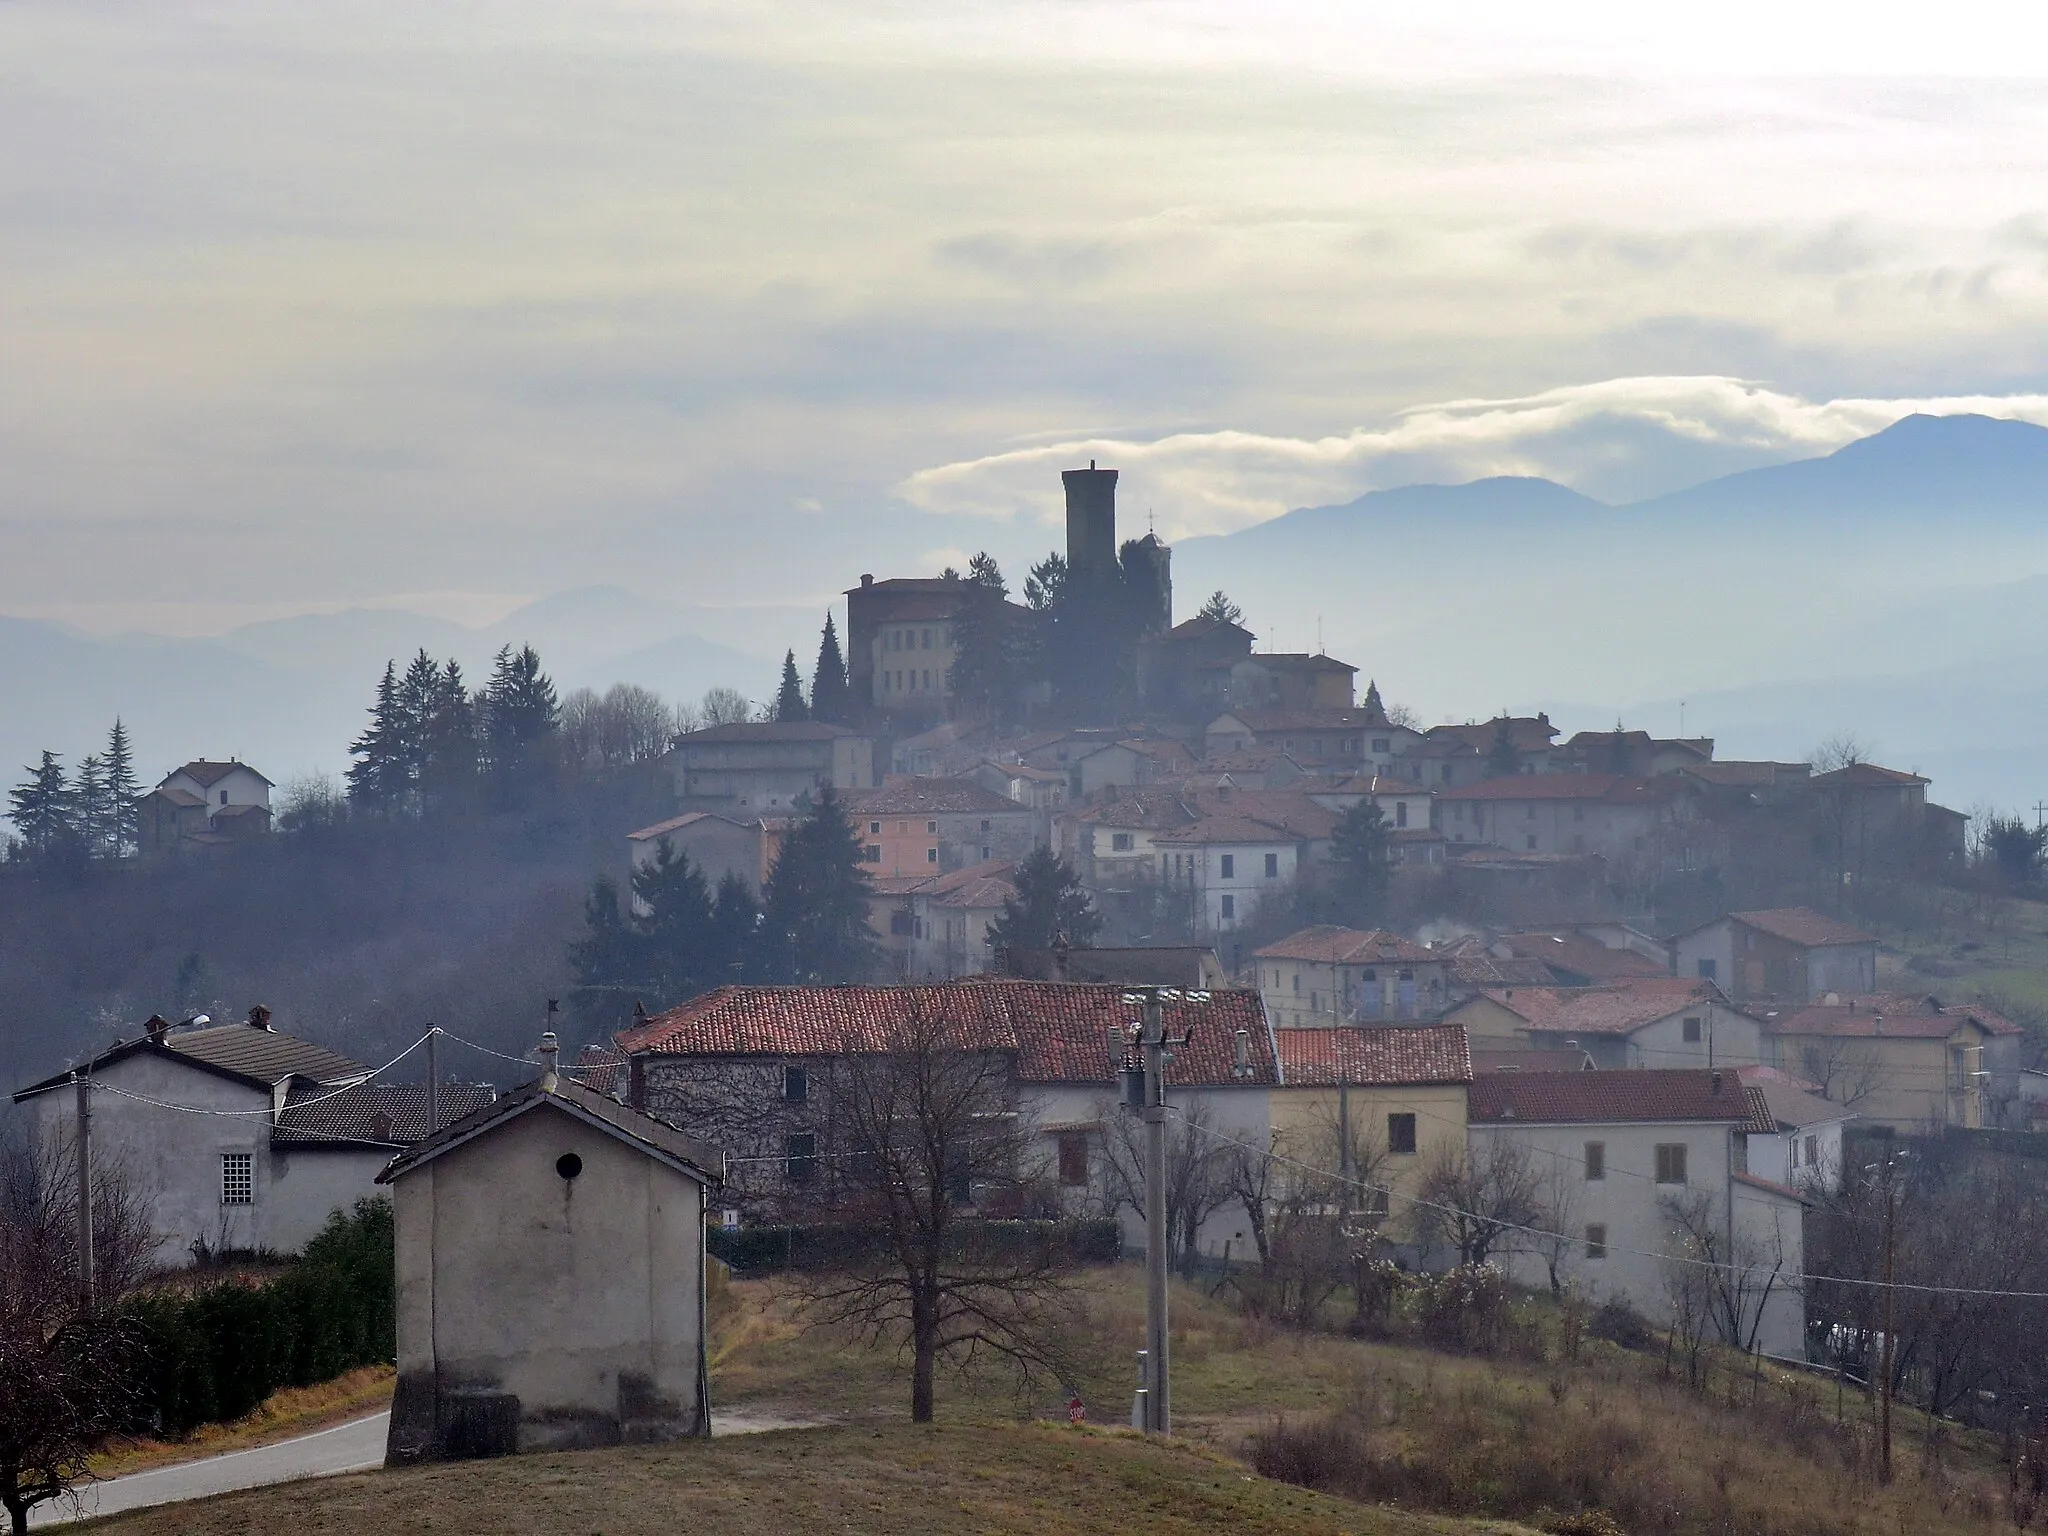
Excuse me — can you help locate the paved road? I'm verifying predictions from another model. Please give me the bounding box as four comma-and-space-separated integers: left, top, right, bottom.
35, 1405, 823, 1525
36, 1412, 391, 1527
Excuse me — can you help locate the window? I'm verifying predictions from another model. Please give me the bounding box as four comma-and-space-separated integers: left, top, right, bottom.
1219, 894, 1235, 921
220, 1151, 253, 1206
1654, 1143, 1688, 1185
864, 844, 882, 862
1057, 1132, 1089, 1187
981, 846, 990, 860
219, 789, 229, 806
1804, 1133, 1819, 1167
1395, 801, 1408, 827
783, 1065, 808, 1103
1387, 1112, 1417, 1155
1682, 1016, 1703, 1043
1584, 1141, 1605, 1180
1585, 1224, 1608, 1260
1373, 738, 1390, 753
870, 821, 882, 835
921, 629, 931, 648
926, 820, 938, 834
1220, 854, 1235, 879
890, 910, 913, 934
1292, 972, 1301, 994
785, 1133, 817, 1183
926, 847, 938, 863
980, 819, 991, 831
1525, 835, 1537, 850
1697, 957, 1717, 980
1264, 852, 1279, 878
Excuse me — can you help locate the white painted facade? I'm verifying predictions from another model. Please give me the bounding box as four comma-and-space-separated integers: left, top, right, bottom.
1155, 836, 1300, 932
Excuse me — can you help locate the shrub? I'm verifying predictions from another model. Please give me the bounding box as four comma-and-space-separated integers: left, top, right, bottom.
1545, 1514, 1627, 1536
1415, 1264, 1512, 1354
1588, 1297, 1655, 1353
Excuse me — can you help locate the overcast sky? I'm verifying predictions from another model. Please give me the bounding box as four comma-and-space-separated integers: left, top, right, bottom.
10, 2, 2048, 635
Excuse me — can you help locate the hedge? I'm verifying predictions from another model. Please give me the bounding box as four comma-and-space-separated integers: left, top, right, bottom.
121, 1197, 395, 1437
709, 1217, 1121, 1276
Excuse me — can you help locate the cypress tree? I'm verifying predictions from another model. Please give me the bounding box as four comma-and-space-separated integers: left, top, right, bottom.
105, 718, 142, 856
346, 662, 406, 809
810, 614, 850, 724
760, 786, 877, 982
774, 651, 811, 722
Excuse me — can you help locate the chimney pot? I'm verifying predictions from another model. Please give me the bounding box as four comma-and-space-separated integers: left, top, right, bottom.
145, 1014, 170, 1043
539, 1030, 560, 1091
860, 573, 873, 587
247, 1004, 272, 1031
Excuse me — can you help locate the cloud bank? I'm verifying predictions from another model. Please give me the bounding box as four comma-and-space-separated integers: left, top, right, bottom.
897, 378, 2048, 536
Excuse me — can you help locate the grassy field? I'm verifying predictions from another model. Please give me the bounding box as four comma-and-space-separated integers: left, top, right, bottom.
1869, 887, 2048, 1023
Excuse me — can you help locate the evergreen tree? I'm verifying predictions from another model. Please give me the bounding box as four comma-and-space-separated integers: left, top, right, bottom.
986, 847, 1100, 959
947, 551, 1015, 723
1361, 679, 1386, 723
967, 551, 1005, 592
104, 718, 141, 857
72, 754, 113, 858
774, 651, 811, 722
708, 871, 763, 983
7, 751, 74, 858
760, 786, 877, 982
1484, 717, 1521, 779
395, 649, 442, 790
568, 874, 644, 991
631, 841, 718, 1000
1331, 799, 1392, 923
810, 613, 851, 724
481, 644, 560, 795
1023, 551, 1067, 613
420, 657, 477, 806
1197, 590, 1243, 626
346, 661, 407, 809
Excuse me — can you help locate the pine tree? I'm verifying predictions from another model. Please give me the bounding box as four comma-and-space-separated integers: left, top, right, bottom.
986, 847, 1100, 960
810, 613, 851, 724
420, 657, 477, 806
481, 644, 561, 797
708, 871, 762, 983
1362, 679, 1386, 723
72, 754, 113, 858
1197, 590, 1243, 626
395, 649, 442, 791
347, 661, 407, 809
1331, 799, 1392, 923
632, 841, 717, 1002
7, 751, 74, 858
947, 552, 1015, 723
568, 874, 644, 991
760, 786, 877, 982
774, 651, 811, 722
104, 718, 142, 857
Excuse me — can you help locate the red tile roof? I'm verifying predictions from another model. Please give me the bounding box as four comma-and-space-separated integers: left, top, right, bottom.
1465, 978, 1724, 1036
1468, 1068, 1761, 1126
1071, 794, 1196, 831
1152, 814, 1306, 846
675, 721, 857, 744
1437, 773, 1661, 804
1185, 789, 1339, 839
1471, 1048, 1592, 1074
1726, 908, 1877, 948
170, 759, 275, 788
1425, 717, 1558, 752
1213, 710, 1378, 733
1255, 926, 1436, 965
1809, 763, 1928, 788
618, 981, 1277, 1087
1276, 1025, 1471, 1087
1759, 994, 2017, 1039
923, 860, 1018, 909
1497, 931, 1668, 981
844, 776, 1026, 816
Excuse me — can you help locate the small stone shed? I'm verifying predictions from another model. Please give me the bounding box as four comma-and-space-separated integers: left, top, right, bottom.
378, 1069, 721, 1463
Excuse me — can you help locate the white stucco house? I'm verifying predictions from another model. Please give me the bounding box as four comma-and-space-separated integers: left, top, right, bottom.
380, 1064, 721, 1463
1467, 1069, 1806, 1359
11, 1008, 488, 1266
1669, 908, 1879, 1002
1736, 1065, 1853, 1193
138, 759, 274, 851
1151, 814, 1303, 933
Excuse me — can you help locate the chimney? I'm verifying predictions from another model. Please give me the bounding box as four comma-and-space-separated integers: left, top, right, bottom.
145, 1014, 170, 1044
1873, 1013, 1884, 1035
1233, 1027, 1252, 1078
247, 1004, 272, 1031
860, 573, 873, 587
1712, 1070, 1723, 1095
539, 1030, 560, 1092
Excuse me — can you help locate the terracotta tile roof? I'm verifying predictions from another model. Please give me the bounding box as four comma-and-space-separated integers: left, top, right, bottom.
1498, 931, 1668, 982
572, 1045, 629, 1096
1733, 1170, 1811, 1203
1467, 978, 1724, 1036
674, 721, 857, 745
1760, 995, 2018, 1039
1275, 1025, 1471, 1087
169, 760, 274, 788
379, 1075, 720, 1185
1469, 1068, 1760, 1126
1153, 814, 1307, 846
147, 786, 207, 808
1185, 789, 1338, 839
981, 759, 1067, 783
1315, 773, 1429, 797
1073, 793, 1195, 831
1450, 953, 1557, 987
923, 860, 1018, 909
273, 1080, 496, 1147
1471, 1047, 1592, 1074
1004, 947, 1224, 987
1678, 761, 1810, 787
1213, 710, 1377, 733
1425, 717, 1557, 752
1162, 614, 1252, 641
1437, 774, 1661, 804
1726, 908, 1877, 948
1733, 1069, 1850, 1130
1240, 652, 1357, 674
844, 776, 1026, 816
170, 1022, 368, 1086
1255, 926, 1436, 965
629, 810, 749, 842
618, 981, 1277, 1087
1809, 763, 1929, 788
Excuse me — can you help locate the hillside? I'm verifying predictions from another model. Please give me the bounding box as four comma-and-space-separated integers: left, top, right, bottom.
79, 1421, 1502, 1536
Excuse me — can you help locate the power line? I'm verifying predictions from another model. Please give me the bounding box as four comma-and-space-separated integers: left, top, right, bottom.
86, 1030, 436, 1118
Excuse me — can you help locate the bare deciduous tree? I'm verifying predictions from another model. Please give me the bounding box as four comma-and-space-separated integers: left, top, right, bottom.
562, 684, 683, 769
788, 1003, 1082, 1423
699, 686, 753, 727
1097, 1096, 1231, 1275
0, 1126, 153, 1534
1417, 1136, 1548, 1269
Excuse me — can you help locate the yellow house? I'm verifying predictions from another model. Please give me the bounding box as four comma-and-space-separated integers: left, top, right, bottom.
1270, 1024, 1471, 1245
1757, 994, 2019, 1132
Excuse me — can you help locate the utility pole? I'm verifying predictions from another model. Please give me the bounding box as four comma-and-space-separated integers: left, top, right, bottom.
1121, 986, 1209, 1436
1872, 1148, 1905, 1487
73, 1071, 94, 1307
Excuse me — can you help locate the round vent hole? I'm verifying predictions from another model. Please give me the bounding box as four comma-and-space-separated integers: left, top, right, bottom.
556, 1153, 583, 1181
